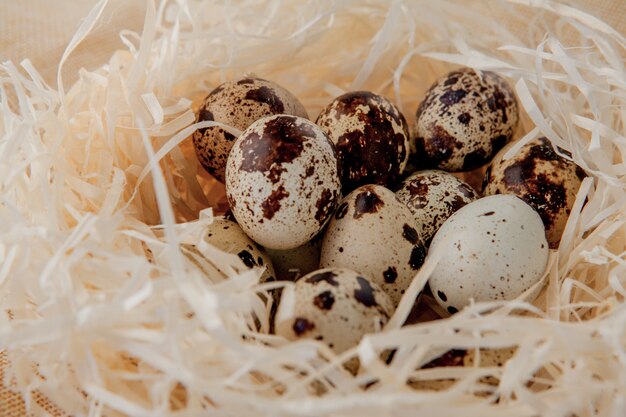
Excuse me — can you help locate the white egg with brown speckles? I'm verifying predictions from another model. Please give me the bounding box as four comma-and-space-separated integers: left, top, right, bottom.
396, 170, 479, 245
226, 115, 341, 250
483, 137, 586, 248
428, 195, 549, 314
316, 91, 410, 193
193, 77, 308, 181
275, 268, 393, 355
412, 67, 519, 172
320, 184, 426, 306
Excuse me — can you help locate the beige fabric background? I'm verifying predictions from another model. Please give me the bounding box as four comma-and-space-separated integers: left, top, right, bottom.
0, 0, 623, 90
0, 1, 623, 416
1, 0, 146, 90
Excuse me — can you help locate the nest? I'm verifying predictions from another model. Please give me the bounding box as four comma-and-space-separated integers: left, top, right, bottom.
0, 1, 624, 416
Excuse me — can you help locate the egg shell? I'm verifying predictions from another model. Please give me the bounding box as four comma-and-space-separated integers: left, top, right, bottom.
266, 234, 322, 281
316, 91, 410, 192
483, 136, 586, 248
275, 268, 393, 355
412, 67, 519, 172
409, 347, 516, 391
396, 170, 479, 245
184, 216, 275, 282
193, 77, 308, 182
319, 184, 427, 306
428, 194, 549, 314
226, 115, 341, 250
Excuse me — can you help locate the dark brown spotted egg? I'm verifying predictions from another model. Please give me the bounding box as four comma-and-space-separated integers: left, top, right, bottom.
316, 91, 410, 193
483, 137, 586, 248
396, 170, 479, 245
182, 215, 275, 282
275, 268, 393, 355
193, 77, 308, 182
319, 184, 426, 306
413, 67, 519, 172
225, 115, 341, 250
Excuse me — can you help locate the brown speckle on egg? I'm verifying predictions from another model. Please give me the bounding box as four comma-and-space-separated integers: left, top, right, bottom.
409, 246, 426, 270
315, 188, 335, 225
306, 270, 339, 286
237, 250, 257, 268
313, 291, 335, 310
261, 185, 289, 220
244, 85, 286, 114
411, 68, 519, 172
238, 115, 312, 183
316, 91, 410, 192
193, 77, 308, 182
458, 113, 472, 125
293, 317, 316, 335
402, 224, 420, 244
383, 267, 398, 283
353, 276, 378, 307
353, 187, 385, 218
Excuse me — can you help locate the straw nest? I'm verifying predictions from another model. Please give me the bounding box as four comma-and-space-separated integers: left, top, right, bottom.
0, 1, 624, 416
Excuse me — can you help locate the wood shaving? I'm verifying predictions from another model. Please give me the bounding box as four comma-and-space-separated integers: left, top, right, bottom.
0, 0, 624, 416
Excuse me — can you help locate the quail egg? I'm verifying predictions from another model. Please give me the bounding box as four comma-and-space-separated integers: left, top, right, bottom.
316, 91, 410, 192
226, 115, 341, 250
193, 77, 308, 181
413, 67, 519, 171
428, 194, 549, 314
275, 268, 393, 355
266, 234, 322, 281
409, 347, 516, 391
396, 170, 479, 245
319, 184, 426, 306
183, 215, 275, 282
483, 136, 586, 248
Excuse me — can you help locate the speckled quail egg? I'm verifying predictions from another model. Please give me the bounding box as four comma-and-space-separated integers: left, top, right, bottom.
316, 91, 410, 192
183, 215, 275, 282
409, 347, 516, 391
193, 77, 308, 182
396, 170, 479, 245
428, 195, 549, 315
266, 234, 322, 281
275, 268, 393, 355
319, 184, 427, 306
226, 115, 341, 250
483, 136, 586, 248
412, 67, 519, 171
